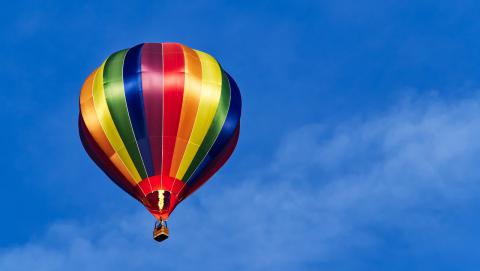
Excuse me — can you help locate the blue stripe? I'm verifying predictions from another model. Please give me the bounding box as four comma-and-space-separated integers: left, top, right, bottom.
123, 44, 155, 176
184, 72, 242, 186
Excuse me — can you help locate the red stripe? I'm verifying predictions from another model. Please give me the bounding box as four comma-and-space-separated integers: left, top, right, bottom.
141, 43, 164, 175
161, 43, 185, 176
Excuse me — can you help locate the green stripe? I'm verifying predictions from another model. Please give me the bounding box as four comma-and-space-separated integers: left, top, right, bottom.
182, 69, 231, 181
103, 50, 148, 179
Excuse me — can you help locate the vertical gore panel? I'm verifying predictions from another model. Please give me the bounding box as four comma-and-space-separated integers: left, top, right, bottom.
141, 43, 164, 176
169, 45, 203, 177
103, 50, 148, 179
162, 43, 185, 176
80, 71, 116, 157
123, 44, 155, 176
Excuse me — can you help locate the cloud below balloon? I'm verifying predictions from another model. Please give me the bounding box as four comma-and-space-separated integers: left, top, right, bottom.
2, 92, 480, 270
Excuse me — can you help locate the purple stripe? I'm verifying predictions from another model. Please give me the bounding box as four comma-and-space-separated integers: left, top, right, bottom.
141, 43, 164, 175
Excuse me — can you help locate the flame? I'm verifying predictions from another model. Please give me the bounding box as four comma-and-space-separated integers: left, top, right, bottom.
158, 190, 165, 210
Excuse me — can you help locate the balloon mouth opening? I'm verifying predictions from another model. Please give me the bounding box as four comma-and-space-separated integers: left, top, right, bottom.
143, 190, 176, 217
153, 220, 169, 242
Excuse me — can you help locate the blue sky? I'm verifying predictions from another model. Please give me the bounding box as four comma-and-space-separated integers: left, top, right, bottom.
1, 0, 480, 270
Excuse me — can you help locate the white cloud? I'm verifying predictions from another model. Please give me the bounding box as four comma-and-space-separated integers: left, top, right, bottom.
2, 94, 480, 270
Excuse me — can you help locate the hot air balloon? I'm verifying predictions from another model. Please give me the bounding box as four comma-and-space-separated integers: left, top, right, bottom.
78, 43, 241, 242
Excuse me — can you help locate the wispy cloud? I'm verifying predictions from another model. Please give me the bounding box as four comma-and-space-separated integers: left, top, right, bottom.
3, 93, 480, 270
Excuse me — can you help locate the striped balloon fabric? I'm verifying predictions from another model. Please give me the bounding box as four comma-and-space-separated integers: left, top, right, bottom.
79, 43, 241, 220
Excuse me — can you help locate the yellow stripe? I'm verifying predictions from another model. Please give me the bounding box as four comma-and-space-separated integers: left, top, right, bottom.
92, 62, 142, 183
175, 51, 222, 180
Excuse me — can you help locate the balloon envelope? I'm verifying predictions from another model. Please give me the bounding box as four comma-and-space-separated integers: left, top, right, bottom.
79, 43, 241, 220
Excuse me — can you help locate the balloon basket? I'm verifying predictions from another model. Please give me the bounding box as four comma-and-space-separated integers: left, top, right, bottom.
153, 220, 169, 242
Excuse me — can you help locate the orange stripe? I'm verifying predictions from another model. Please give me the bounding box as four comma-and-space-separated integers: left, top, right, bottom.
169, 46, 203, 177
80, 69, 137, 186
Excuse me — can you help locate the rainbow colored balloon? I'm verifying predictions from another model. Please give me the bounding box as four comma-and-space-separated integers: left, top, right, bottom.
78, 43, 241, 241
